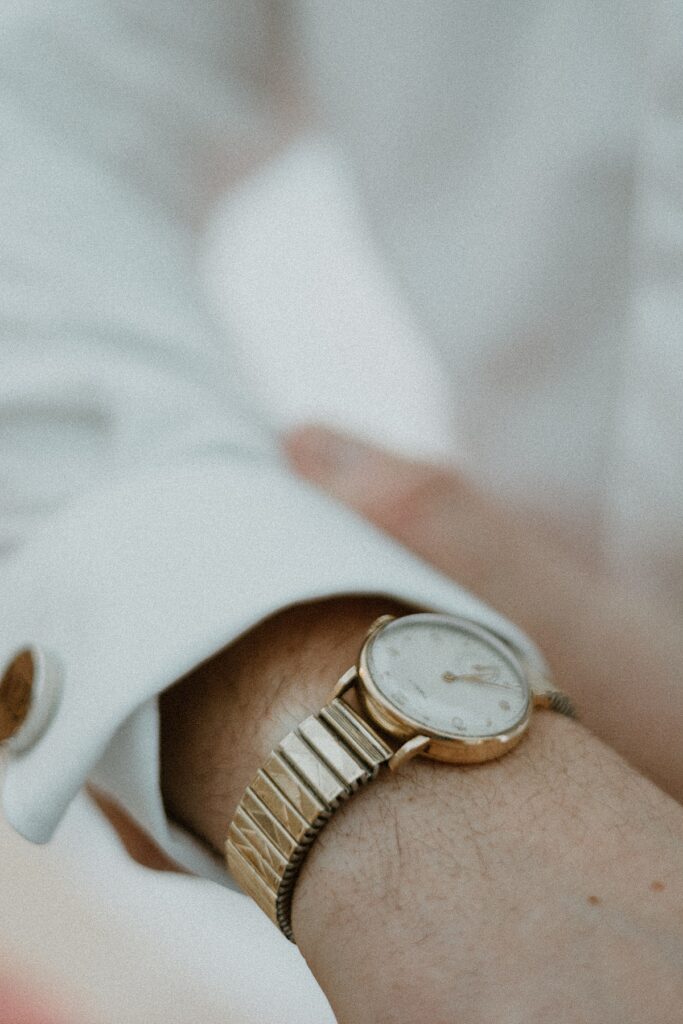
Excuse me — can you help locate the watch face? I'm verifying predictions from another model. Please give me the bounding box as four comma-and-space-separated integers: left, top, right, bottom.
364, 614, 529, 739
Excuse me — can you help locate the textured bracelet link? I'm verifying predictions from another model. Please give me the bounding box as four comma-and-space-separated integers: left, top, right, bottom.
226, 697, 393, 941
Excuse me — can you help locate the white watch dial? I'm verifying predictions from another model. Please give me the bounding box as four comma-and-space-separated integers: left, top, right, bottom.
365, 614, 529, 738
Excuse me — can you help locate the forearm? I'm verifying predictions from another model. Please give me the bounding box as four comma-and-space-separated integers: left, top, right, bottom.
160, 597, 683, 1024
299, 713, 683, 1024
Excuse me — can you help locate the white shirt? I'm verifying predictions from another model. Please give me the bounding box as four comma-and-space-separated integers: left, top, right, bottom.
1, 3, 680, 1021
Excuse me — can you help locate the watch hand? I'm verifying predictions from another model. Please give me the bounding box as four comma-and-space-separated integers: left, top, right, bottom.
441, 672, 515, 691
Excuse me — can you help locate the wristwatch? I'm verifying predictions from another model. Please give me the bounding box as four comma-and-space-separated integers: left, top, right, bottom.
226, 611, 575, 941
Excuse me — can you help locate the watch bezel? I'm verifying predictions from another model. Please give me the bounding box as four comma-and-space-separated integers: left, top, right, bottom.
356, 612, 532, 764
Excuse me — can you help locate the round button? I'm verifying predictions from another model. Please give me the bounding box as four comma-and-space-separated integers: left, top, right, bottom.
0, 645, 62, 753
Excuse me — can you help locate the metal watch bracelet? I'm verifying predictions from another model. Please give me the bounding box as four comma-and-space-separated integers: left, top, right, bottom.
226, 679, 575, 942
226, 696, 393, 942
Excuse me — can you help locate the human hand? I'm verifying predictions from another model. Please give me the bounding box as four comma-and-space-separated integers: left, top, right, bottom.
283, 425, 683, 802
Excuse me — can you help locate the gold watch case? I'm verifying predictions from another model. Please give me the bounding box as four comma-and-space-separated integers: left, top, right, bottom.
334, 613, 551, 767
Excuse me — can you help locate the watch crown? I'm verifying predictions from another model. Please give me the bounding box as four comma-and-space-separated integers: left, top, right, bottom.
546, 691, 577, 718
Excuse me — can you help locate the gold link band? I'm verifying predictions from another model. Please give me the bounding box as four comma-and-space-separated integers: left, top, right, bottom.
298, 716, 369, 790
226, 698, 393, 941
225, 841, 279, 924
319, 699, 391, 767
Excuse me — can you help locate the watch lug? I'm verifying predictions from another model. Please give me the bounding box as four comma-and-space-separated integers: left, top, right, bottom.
388, 735, 430, 772
365, 614, 396, 640
332, 667, 359, 699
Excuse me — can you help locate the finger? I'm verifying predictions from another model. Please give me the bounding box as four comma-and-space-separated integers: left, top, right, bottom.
282, 425, 505, 592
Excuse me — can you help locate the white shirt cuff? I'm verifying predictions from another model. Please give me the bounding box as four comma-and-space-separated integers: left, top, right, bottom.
1, 454, 546, 877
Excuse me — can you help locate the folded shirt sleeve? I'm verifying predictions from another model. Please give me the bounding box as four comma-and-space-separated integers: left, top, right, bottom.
0, 0, 549, 880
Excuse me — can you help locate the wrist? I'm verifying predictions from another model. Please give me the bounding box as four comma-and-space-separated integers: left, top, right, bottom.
159, 595, 412, 853
294, 710, 683, 1023
160, 602, 683, 1024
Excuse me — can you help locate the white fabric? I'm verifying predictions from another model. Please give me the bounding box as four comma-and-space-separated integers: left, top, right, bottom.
0, 2, 681, 1021
202, 135, 457, 460
0, 784, 332, 1024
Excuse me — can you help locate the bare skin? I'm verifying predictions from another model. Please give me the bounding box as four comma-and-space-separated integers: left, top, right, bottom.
160, 597, 683, 1024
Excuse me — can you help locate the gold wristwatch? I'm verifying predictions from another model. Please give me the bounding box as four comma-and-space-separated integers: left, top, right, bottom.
226, 611, 575, 941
